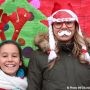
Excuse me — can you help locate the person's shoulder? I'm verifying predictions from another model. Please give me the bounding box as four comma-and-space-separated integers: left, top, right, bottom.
32, 49, 48, 57
30, 49, 48, 67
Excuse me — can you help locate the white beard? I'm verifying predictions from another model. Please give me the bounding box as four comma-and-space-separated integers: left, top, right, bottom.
58, 30, 71, 36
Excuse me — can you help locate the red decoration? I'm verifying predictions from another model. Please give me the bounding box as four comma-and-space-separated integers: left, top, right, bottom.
0, 9, 9, 40
0, 0, 5, 5
9, 8, 32, 40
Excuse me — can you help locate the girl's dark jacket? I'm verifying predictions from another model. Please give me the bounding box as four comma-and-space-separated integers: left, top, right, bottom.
27, 45, 90, 90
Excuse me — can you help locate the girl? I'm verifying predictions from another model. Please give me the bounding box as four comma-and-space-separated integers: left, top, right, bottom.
0, 40, 28, 90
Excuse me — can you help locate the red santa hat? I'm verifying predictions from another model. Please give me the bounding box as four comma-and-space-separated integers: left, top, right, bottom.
47, 3, 90, 63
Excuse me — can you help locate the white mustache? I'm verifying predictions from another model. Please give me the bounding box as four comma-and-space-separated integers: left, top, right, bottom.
58, 31, 71, 36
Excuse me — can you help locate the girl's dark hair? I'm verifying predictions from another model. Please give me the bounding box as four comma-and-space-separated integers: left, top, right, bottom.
0, 40, 27, 76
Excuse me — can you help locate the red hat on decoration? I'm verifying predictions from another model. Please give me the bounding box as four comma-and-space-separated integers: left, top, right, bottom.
47, 2, 90, 63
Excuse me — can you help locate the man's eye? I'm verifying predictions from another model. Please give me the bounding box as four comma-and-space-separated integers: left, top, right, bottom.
66, 22, 73, 24
3, 56, 7, 57
56, 22, 62, 25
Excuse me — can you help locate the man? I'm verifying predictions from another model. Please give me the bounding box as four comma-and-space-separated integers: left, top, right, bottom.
27, 3, 90, 90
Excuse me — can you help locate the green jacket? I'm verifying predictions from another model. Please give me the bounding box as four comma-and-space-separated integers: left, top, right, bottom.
27, 49, 90, 90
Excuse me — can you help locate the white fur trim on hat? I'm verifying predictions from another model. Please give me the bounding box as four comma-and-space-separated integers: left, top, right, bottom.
48, 9, 78, 23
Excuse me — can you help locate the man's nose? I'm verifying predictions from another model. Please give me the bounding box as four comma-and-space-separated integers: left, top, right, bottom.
61, 23, 67, 28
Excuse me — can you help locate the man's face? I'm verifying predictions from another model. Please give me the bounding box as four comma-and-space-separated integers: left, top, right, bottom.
53, 21, 76, 42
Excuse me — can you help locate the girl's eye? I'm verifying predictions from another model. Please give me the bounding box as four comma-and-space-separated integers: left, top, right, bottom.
2, 54, 8, 57
12, 53, 19, 57
12, 55, 18, 57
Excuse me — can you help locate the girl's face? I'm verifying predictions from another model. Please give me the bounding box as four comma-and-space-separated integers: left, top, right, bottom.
0, 44, 22, 76
53, 21, 76, 42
